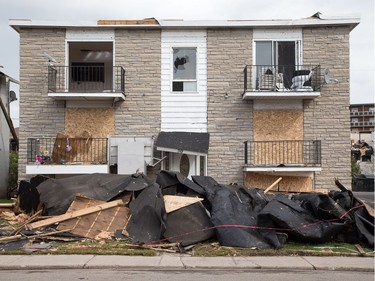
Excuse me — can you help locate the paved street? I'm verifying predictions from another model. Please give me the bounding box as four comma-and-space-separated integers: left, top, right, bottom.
0, 269, 373, 281
354, 192, 375, 208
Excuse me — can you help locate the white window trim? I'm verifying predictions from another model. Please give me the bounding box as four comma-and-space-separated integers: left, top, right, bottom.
65, 29, 115, 92
170, 45, 199, 93
252, 28, 303, 66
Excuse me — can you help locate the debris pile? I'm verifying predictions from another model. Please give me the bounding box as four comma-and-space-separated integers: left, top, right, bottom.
0, 171, 373, 253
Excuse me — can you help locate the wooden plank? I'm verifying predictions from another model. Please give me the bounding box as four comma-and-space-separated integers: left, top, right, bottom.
0, 229, 71, 244
27, 200, 124, 230
57, 195, 131, 239
0, 203, 15, 208
264, 177, 282, 194
164, 195, 203, 213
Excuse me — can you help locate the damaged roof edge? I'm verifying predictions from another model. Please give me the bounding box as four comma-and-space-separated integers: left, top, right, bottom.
8, 15, 360, 32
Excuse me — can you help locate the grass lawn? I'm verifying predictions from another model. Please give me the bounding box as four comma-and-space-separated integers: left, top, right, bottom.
0, 239, 373, 257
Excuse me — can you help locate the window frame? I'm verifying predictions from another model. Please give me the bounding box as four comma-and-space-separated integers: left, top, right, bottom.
253, 39, 302, 67
171, 46, 198, 93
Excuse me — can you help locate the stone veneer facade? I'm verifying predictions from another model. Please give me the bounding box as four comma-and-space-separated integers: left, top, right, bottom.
303, 26, 352, 189
206, 29, 253, 184
17, 24, 352, 189
18, 28, 66, 181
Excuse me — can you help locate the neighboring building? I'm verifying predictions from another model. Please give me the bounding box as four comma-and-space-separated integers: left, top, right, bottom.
9, 13, 359, 192
350, 103, 374, 146
0, 70, 18, 198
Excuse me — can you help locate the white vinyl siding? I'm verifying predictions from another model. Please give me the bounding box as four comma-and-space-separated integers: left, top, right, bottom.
161, 30, 207, 132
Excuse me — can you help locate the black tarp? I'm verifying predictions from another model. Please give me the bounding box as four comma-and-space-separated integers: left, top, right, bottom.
163, 202, 215, 246
126, 183, 167, 244
191, 177, 287, 249
37, 173, 152, 215
258, 195, 346, 242
210, 186, 287, 249
18, 170, 373, 249
156, 171, 214, 246
156, 170, 206, 196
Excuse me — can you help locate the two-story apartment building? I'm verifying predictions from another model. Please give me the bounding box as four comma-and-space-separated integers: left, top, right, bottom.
350, 103, 374, 146
10, 13, 359, 192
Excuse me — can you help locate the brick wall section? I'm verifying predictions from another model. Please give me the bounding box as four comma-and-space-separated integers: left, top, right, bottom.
114, 29, 162, 180
207, 29, 253, 184
18, 28, 66, 181
303, 26, 352, 189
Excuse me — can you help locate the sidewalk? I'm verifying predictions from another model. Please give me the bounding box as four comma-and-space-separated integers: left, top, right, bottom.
0, 255, 373, 271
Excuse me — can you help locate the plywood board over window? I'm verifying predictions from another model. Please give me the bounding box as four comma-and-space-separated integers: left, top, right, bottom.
65, 108, 115, 137
253, 109, 304, 165
244, 172, 313, 192
253, 109, 303, 141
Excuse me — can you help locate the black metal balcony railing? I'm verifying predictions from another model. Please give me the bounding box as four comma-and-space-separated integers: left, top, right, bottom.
243, 65, 321, 93
27, 138, 108, 165
350, 111, 375, 116
48, 65, 125, 93
351, 121, 374, 127
244, 140, 321, 166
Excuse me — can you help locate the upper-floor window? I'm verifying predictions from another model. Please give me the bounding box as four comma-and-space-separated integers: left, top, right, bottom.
255, 40, 301, 89
172, 47, 197, 92
255, 40, 301, 67
253, 29, 304, 90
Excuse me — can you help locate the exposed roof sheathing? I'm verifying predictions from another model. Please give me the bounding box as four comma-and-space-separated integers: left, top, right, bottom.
97, 18, 159, 25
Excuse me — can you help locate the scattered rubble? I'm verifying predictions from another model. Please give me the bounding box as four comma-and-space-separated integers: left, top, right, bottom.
0, 171, 373, 253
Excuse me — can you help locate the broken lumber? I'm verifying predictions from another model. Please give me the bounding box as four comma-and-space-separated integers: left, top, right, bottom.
0, 229, 72, 244
264, 177, 282, 194
27, 200, 124, 230
57, 195, 131, 240
11, 209, 42, 235
0, 203, 15, 208
164, 195, 204, 213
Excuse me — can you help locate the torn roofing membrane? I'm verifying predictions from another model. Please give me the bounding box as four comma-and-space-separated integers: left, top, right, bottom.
24, 171, 374, 249
155, 131, 209, 154
37, 173, 152, 216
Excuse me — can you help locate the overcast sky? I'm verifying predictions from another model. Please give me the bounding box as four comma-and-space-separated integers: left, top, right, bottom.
0, 0, 374, 127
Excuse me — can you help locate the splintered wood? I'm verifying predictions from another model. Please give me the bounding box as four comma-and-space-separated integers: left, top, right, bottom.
56, 195, 131, 240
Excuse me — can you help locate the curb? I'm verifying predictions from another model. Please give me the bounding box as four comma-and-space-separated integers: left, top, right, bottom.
0, 255, 372, 272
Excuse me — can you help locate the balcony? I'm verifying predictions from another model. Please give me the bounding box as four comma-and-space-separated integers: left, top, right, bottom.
47, 65, 126, 103
351, 121, 374, 127
350, 111, 375, 116
26, 137, 108, 175
243, 65, 321, 100
243, 140, 321, 173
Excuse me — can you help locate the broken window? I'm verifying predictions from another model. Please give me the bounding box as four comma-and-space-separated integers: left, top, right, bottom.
172, 48, 197, 92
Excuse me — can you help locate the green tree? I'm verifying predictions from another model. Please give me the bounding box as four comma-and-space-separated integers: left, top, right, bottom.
8, 151, 18, 198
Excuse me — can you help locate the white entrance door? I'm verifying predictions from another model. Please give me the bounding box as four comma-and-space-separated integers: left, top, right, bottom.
170, 153, 197, 179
